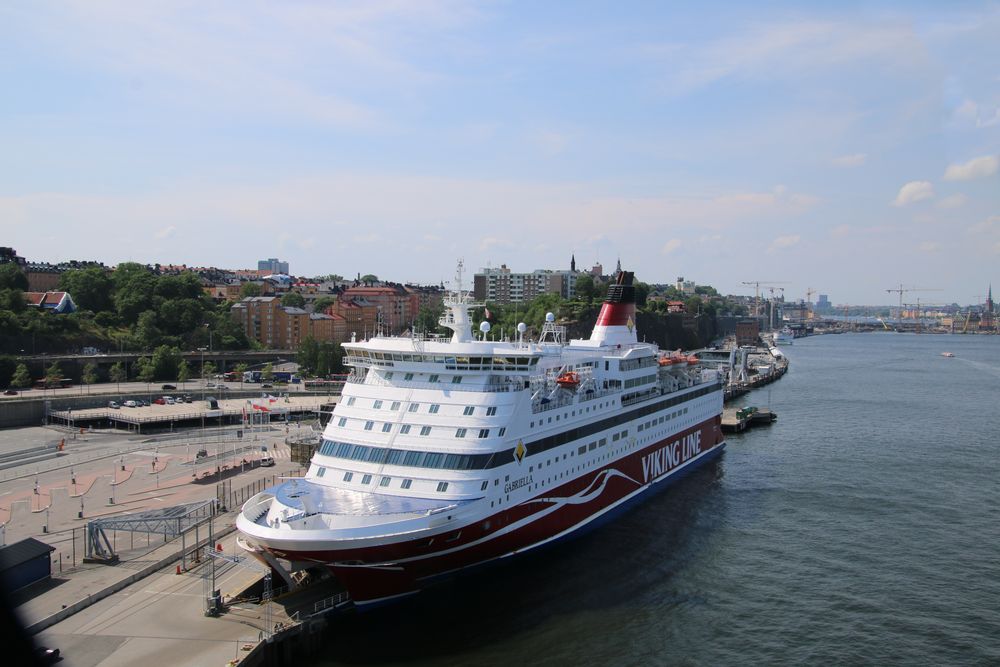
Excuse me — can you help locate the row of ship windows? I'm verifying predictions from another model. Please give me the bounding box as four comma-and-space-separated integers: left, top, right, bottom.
318, 439, 499, 470
347, 352, 540, 367
318, 467, 477, 494
345, 396, 499, 417
530, 400, 615, 428
636, 408, 688, 432
338, 417, 506, 440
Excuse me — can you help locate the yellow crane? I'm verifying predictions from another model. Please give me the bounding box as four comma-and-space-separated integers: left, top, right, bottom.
742, 281, 789, 318
885, 284, 941, 327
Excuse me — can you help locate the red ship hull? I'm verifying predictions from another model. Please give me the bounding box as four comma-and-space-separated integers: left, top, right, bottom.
263, 415, 724, 605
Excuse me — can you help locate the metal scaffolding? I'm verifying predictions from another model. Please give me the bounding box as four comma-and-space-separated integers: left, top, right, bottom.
85, 499, 216, 562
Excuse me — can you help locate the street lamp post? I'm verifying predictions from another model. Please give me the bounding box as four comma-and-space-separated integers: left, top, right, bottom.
198, 347, 207, 438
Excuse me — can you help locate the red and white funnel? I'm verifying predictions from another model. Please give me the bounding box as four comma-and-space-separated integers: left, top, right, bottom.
589, 271, 638, 347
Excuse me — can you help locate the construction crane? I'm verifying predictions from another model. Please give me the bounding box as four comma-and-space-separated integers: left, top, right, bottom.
885, 284, 941, 326
903, 300, 944, 333
805, 287, 816, 304
742, 281, 790, 319
766, 287, 785, 328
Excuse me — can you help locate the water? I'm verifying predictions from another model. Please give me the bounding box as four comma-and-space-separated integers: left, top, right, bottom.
314, 333, 1000, 666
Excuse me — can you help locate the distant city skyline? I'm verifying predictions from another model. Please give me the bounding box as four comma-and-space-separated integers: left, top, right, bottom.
2, 2, 997, 305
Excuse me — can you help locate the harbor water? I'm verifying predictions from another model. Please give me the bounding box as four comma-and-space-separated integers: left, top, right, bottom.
314, 332, 1000, 666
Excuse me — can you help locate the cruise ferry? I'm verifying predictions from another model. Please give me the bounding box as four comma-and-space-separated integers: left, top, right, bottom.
772, 326, 795, 345
236, 265, 726, 605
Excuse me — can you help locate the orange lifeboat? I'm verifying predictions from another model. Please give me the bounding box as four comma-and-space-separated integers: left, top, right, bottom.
658, 356, 674, 367
556, 371, 581, 387
687, 356, 699, 365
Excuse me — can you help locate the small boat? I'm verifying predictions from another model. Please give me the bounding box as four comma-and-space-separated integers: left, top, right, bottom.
556, 371, 581, 387
941, 352, 955, 358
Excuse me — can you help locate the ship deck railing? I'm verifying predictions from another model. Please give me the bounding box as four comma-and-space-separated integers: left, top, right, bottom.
350, 373, 527, 394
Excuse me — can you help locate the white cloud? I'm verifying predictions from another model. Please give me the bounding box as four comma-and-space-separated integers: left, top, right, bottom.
832, 153, 867, 167
661, 239, 682, 254
936, 194, 967, 209
650, 19, 928, 94
533, 130, 570, 156
892, 181, 934, 206
768, 235, 800, 252
154, 225, 176, 240
918, 241, 940, 252
943, 155, 999, 181
0, 175, 819, 281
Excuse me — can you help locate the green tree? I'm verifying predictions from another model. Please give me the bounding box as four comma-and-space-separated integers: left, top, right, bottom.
311, 296, 336, 313
113, 262, 156, 325
296, 338, 319, 376
82, 361, 99, 393
134, 310, 163, 350
261, 362, 274, 382
360, 274, 378, 283
634, 281, 651, 307
109, 361, 126, 390
0, 263, 29, 291
685, 296, 703, 314
415, 305, 444, 334
239, 282, 262, 298
0, 288, 26, 313
575, 275, 597, 304
201, 361, 216, 383
233, 362, 248, 387
177, 360, 191, 385
136, 357, 155, 386
151, 345, 182, 380
11, 363, 32, 389
58, 267, 113, 313
45, 361, 62, 387
316, 341, 342, 376
281, 292, 306, 308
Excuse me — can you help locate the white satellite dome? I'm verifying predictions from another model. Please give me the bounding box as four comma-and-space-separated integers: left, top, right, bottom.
545, 312, 555, 322
479, 321, 491, 333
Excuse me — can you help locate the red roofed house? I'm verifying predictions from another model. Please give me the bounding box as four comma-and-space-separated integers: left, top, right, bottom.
24, 291, 77, 314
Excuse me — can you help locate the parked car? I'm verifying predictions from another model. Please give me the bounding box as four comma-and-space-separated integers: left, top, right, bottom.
108, 401, 120, 409
123, 400, 137, 408
165, 396, 176, 404
152, 398, 165, 405
3, 388, 17, 395
182, 395, 193, 403
137, 399, 148, 407
34, 645, 61, 665
161, 384, 176, 390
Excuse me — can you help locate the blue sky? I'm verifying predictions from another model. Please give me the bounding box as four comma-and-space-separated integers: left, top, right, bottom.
2, 1, 998, 305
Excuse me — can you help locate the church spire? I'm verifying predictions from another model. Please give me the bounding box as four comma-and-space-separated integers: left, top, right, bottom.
571, 254, 576, 272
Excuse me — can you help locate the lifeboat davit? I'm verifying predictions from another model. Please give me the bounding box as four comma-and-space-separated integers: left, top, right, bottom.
556, 371, 581, 387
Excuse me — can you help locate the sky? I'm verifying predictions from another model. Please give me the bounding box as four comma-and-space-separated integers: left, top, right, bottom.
1, 1, 998, 306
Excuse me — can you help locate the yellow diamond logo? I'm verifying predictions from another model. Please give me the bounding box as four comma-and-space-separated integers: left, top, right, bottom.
515, 440, 526, 464
626, 317, 634, 332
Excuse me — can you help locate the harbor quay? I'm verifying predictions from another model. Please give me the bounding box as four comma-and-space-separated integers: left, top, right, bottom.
0, 415, 344, 666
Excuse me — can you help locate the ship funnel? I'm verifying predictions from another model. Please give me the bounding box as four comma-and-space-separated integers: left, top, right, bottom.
589, 270, 638, 346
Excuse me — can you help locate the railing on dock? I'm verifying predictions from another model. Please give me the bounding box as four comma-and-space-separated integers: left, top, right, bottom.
313, 591, 350, 613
